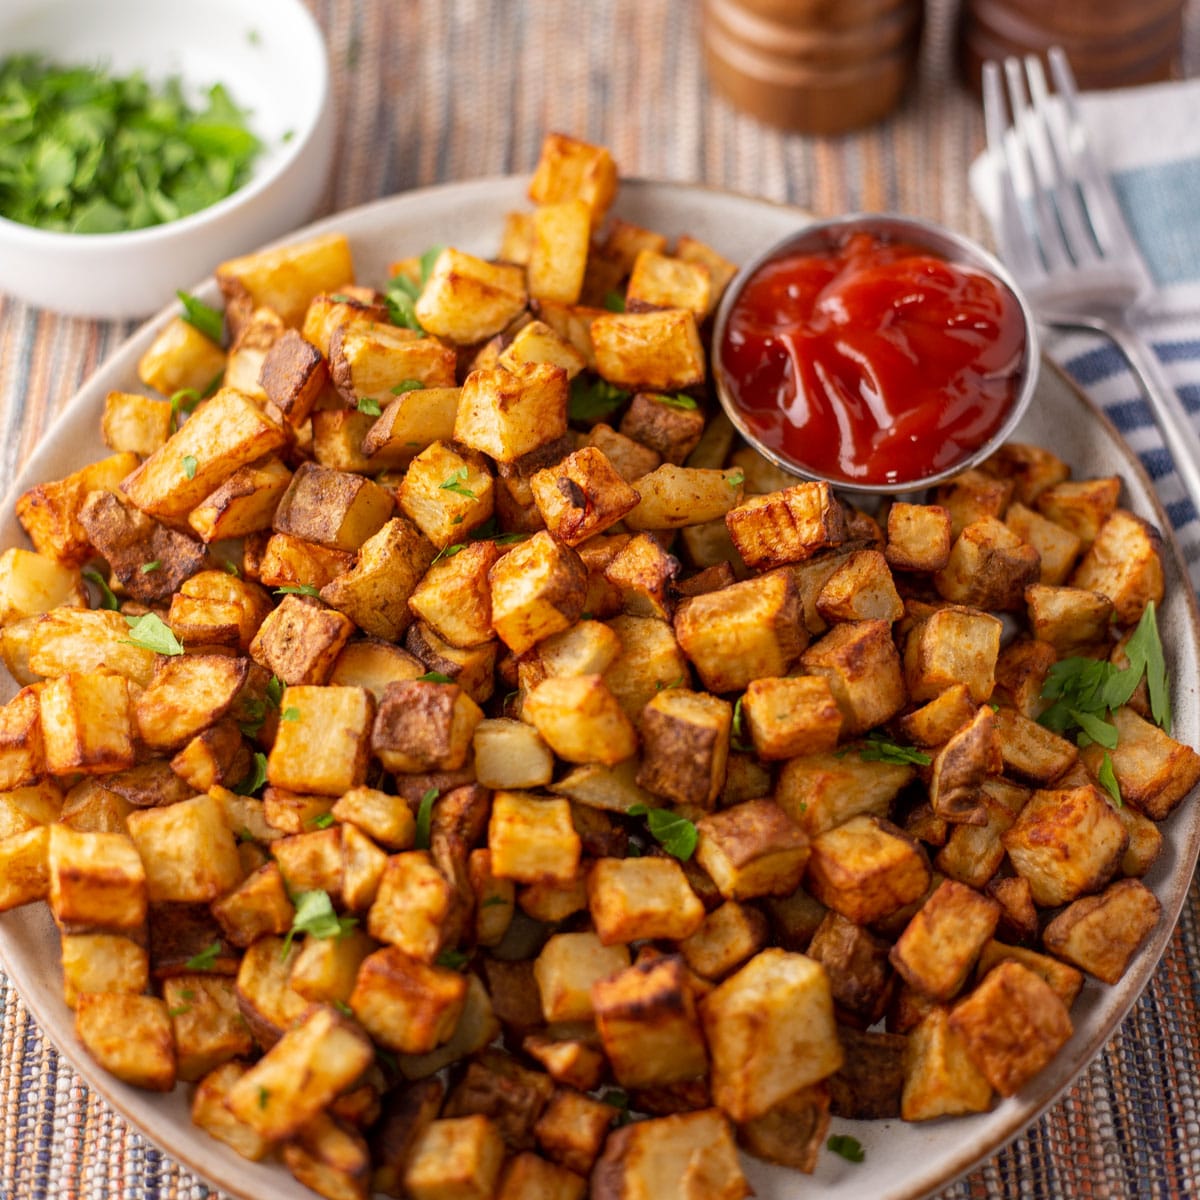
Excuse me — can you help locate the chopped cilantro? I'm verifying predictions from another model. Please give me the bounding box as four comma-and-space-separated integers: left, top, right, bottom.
569, 375, 628, 422
140, 560, 161, 574
122, 612, 184, 656
233, 751, 268, 796
308, 811, 335, 830
436, 949, 469, 971
440, 466, 476, 498
603, 290, 626, 313
827, 1134, 865, 1163
858, 733, 931, 766
417, 671, 454, 684
357, 396, 382, 417
391, 379, 425, 395
726, 469, 745, 487
1098, 750, 1123, 807
657, 393, 698, 411
281, 706, 300, 722
181, 454, 197, 480
627, 804, 698, 861
282, 889, 357, 956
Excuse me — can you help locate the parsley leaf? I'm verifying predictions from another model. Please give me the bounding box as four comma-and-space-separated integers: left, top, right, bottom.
281, 706, 300, 722
1124, 600, 1170, 731
181, 454, 197, 480
603, 290, 626, 313
234, 751, 268, 797
481, 894, 508, 908
1071, 709, 1118, 750
357, 396, 382, 417
657, 392, 698, 411
415, 787, 438, 850
858, 733, 931, 766
569, 375, 628, 422
1098, 750, 1123, 807
827, 1134, 865, 1163
140, 560, 161, 574
385, 276, 425, 334
440, 467, 476, 498
265, 676, 284, 708
726, 469, 745, 487
627, 804, 698, 861
731, 695, 752, 752
274, 584, 321, 597
82, 568, 120, 611
282, 889, 357, 957
221, 559, 240, 577
122, 612, 184, 656
435, 949, 469, 971
419, 245, 447, 283
417, 671, 454, 684
391, 379, 425, 395
177, 291, 224, 343
308, 810, 335, 829
432, 543, 466, 565
169, 387, 203, 433
184, 941, 221, 972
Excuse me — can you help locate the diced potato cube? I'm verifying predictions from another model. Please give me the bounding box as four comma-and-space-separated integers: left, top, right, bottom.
258, 329, 328, 427
121, 387, 288, 523
528, 199, 592, 304
350, 946, 468, 1054
249, 594, 354, 687
273, 461, 396, 552
623, 464, 743, 531
75, 993, 175, 1091
398, 441, 495, 549
806, 815, 930, 924
1035, 475, 1121, 548
725, 482, 848, 571
497, 1153, 586, 1200
1005, 501, 1081, 585
41, 671, 135, 775
948, 960, 1073, 1096
904, 605, 1003, 704
678, 900, 768, 981
973, 939, 1084, 1010
489, 531, 587, 655
211, 861, 294, 948
1042, 878, 1161, 984
225, 1005, 375, 1139
900, 1007, 993, 1121
164, 974, 254, 1081
800, 618, 906, 736
408, 540, 499, 650
330, 321, 457, 407
695, 799, 810, 901
0, 547, 85, 626
137, 316, 225, 397
816, 549, 904, 624
1080, 706, 1200, 820
0, 779, 62, 839
255, 531, 356, 591
134, 653, 249, 752
499, 320, 587, 381
191, 1061, 272, 1161
700, 948, 842, 1121
934, 516, 1041, 611
626, 249, 711, 318
127, 793, 241, 903
982, 441, 1070, 505
416, 248, 528, 345
587, 856, 706, 944
367, 850, 457, 963
775, 751, 914, 837
591, 310, 706, 392
636, 687, 730, 807
1001, 784, 1128, 906
332, 786, 415, 851
266, 685, 374, 796
217, 231, 355, 328
674, 569, 804, 694
371, 679, 483, 774
739, 675, 841, 761
0, 686, 45, 790
488, 791, 582, 885
403, 1115, 507, 1200
0, 825, 50, 911
1070, 509, 1165, 625
530, 447, 641, 546
885, 502, 952, 573
528, 133, 618, 225
534, 931, 631, 1022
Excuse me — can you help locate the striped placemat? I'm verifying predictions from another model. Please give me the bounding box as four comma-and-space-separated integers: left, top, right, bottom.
0, 1, 1198, 1197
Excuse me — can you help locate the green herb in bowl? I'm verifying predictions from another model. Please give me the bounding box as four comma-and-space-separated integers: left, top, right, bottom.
0, 54, 262, 234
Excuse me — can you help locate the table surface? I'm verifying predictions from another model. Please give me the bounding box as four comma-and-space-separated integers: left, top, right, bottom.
1, 1, 1199, 1197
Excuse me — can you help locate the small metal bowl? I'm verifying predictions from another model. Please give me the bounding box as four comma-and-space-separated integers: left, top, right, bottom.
710, 212, 1041, 495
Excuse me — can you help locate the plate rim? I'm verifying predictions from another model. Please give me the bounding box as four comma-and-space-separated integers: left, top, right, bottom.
0, 175, 1197, 1200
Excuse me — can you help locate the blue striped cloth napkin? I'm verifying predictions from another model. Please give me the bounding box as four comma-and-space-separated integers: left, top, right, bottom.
970, 77, 1200, 588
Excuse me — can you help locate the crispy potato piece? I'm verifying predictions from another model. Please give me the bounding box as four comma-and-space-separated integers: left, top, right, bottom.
636, 687, 730, 807
489, 791, 581, 886
75, 993, 175, 1092
725, 481, 848, 570
217, 231, 354, 329
530, 447, 640, 546
1042, 878, 1161, 984
274, 462, 396, 553
1001, 783, 1128, 906
949, 960, 1073, 1096
973, 939, 1084, 1010
678, 900, 768, 982
534, 931, 631, 1022
330, 321, 456, 406
350, 946, 468, 1054
674, 569, 805, 694
741, 675, 841, 760
266, 685, 374, 796
934, 516, 1041, 611
901, 1007, 993, 1120
993, 706, 1078, 786
806, 816, 930, 924
0, 547, 85, 627
137, 315, 225, 397
935, 469, 1013, 539
371, 680, 483, 773
816, 549, 905, 624
361, 386, 462, 464
591, 310, 706, 392
122, 388, 288, 524
619, 392, 706, 466
134, 654, 248, 752
1024, 583, 1115, 655
626, 249, 711, 317
775, 750, 914, 837
624, 464, 743, 531
885, 502, 953, 572
927, 705, 1001, 824
592, 955, 708, 1087
416, 248, 527, 345
805, 911, 892, 1026
695, 800, 809, 901
255, 531, 356, 591
800, 618, 907, 736
701, 947, 842, 1122
127, 793, 241, 903
328, 637, 425, 700
982, 441, 1070, 505
258, 329, 328, 427
403, 1115, 507, 1200
904, 605, 1002, 704
41, 671, 136, 776
528, 199, 591, 304
528, 133, 618, 225
587, 856, 705, 944
367, 850, 458, 963
1005, 501, 1081, 585
1070, 509, 1165, 625
522, 673, 637, 765
249, 594, 355, 686
0, 825, 50, 912
1035, 476, 1121, 548
489, 531, 587, 655
0, 686, 45, 790
398, 441, 495, 549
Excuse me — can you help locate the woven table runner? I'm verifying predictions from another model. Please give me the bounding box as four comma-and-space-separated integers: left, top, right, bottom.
0, 1, 1198, 1196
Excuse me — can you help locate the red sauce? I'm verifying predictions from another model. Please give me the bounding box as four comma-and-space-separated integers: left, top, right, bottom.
717, 230, 1027, 487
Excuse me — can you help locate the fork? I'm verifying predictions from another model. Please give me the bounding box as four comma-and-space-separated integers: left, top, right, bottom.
982, 48, 1200, 514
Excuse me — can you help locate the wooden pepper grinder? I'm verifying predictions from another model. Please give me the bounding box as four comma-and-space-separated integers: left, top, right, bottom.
960, 0, 1185, 93
703, 0, 925, 134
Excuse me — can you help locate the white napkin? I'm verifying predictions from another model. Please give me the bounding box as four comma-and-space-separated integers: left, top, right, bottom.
970, 76, 1200, 573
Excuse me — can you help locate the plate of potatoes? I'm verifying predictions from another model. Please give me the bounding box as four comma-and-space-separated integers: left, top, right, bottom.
0, 135, 1197, 1200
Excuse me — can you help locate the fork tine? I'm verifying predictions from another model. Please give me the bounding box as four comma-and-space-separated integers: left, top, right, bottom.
1046, 47, 1141, 264
1003, 56, 1071, 273
981, 61, 1045, 284
1023, 55, 1099, 265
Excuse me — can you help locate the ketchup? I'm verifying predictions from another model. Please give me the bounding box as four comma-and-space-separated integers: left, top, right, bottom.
717, 230, 1027, 487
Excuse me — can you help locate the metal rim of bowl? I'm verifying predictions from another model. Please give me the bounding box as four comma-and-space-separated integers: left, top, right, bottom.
710, 211, 1043, 496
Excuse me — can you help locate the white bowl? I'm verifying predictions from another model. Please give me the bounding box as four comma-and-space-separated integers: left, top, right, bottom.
0, 0, 334, 319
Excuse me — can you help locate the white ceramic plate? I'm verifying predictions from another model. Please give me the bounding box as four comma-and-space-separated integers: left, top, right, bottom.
0, 178, 1197, 1200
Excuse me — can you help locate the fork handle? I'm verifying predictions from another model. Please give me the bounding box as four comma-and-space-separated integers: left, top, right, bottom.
1058, 315, 1200, 518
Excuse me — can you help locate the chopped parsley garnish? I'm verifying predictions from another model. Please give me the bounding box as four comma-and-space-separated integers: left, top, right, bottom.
569, 375, 628, 422
122, 612, 184, 656
274, 583, 321, 597
176, 291, 226, 343
731, 695, 752, 752
603, 290, 626, 313
281, 706, 300, 722
282, 889, 357, 956
657, 393, 698, 411
858, 733, 931, 766
1098, 750, 1122, 807
432, 543, 465, 564
357, 396, 382, 417
183, 941, 221, 972
627, 804, 698, 861
140, 560, 161, 574
169, 388, 203, 432
440, 467, 476, 498
726, 469, 745, 487
0, 56, 262, 237
308, 811, 335, 829
415, 787, 438, 850
391, 379, 425, 395
221, 559, 240, 577
82, 568, 120, 611
181, 454, 197, 480
417, 671, 454, 684
827, 1134, 865, 1163
481, 895, 508, 908
436, 949, 469, 971
233, 751, 268, 797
